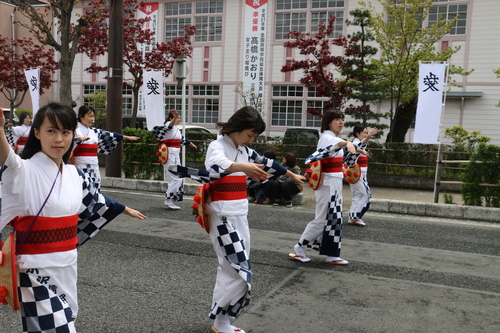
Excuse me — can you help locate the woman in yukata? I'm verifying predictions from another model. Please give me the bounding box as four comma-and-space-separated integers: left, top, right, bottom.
0, 103, 146, 333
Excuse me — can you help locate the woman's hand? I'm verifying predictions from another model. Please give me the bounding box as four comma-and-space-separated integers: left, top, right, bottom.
123, 207, 147, 220
290, 172, 306, 184
190, 142, 197, 149
237, 163, 268, 182
76, 136, 90, 142
124, 136, 140, 141
346, 141, 356, 154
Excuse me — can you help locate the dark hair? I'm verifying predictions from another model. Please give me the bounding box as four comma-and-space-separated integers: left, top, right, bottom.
18, 112, 31, 125
352, 125, 366, 138
167, 110, 176, 120
263, 150, 276, 160
216, 106, 266, 135
282, 152, 297, 168
77, 105, 95, 121
21, 103, 77, 162
320, 110, 344, 133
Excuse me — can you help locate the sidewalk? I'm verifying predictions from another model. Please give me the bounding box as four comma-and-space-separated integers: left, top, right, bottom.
101, 175, 500, 223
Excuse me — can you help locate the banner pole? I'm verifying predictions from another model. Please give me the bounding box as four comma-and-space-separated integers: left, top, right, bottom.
433, 62, 449, 203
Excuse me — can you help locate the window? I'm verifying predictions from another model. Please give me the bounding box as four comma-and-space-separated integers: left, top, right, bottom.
271, 85, 327, 127
192, 85, 220, 123
429, 2, 468, 35
275, 0, 345, 40
166, 1, 223, 43
165, 85, 190, 119
306, 100, 326, 127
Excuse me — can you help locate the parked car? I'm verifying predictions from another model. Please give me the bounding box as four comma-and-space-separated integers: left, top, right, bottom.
284, 127, 320, 140
183, 125, 212, 134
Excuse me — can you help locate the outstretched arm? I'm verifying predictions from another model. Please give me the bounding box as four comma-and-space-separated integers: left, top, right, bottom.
0, 108, 12, 165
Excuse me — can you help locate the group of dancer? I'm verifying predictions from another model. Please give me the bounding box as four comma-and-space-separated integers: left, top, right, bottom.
1, 103, 377, 333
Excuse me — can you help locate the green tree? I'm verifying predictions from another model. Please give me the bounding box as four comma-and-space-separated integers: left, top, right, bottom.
341, 9, 388, 136
361, 0, 467, 142
444, 125, 490, 153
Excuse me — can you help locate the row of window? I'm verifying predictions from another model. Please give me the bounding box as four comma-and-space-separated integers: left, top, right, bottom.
83, 84, 327, 128
164, 0, 467, 42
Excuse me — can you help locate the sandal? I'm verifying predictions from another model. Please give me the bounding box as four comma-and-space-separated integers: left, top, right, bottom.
211, 325, 246, 333
288, 253, 311, 263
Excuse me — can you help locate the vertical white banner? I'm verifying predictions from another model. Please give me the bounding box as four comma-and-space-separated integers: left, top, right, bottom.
243, 0, 268, 112
143, 70, 165, 128
24, 68, 40, 116
138, 2, 159, 118
413, 62, 447, 144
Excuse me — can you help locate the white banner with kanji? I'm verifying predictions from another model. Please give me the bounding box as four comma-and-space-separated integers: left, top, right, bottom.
413, 62, 447, 144
242, 0, 268, 112
24, 68, 40, 117
138, 2, 159, 118
143, 70, 164, 128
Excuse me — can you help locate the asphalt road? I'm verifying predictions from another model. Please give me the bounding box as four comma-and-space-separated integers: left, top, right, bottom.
1, 188, 499, 333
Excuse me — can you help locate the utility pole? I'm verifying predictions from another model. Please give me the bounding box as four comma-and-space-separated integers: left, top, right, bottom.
105, 0, 124, 177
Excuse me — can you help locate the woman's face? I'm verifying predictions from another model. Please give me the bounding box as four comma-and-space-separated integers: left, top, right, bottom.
328, 117, 344, 135
229, 128, 259, 147
282, 156, 287, 165
23, 115, 31, 126
357, 128, 368, 140
34, 116, 74, 166
80, 111, 95, 127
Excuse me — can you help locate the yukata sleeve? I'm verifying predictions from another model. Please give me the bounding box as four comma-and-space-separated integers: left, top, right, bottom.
305, 137, 344, 165
151, 125, 173, 142
205, 141, 233, 173
245, 147, 288, 188
76, 168, 125, 247
181, 136, 191, 146
94, 128, 124, 155
6, 129, 15, 148
343, 140, 367, 167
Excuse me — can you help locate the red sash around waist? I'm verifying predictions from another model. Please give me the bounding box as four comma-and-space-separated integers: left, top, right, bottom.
11, 214, 78, 255
210, 175, 247, 202
322, 157, 343, 173
17, 136, 28, 146
357, 156, 368, 168
73, 143, 98, 156
162, 139, 181, 148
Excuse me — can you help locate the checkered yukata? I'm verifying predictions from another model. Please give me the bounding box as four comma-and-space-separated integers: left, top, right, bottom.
1, 150, 126, 333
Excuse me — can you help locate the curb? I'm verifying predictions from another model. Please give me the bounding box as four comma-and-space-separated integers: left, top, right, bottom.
101, 177, 500, 223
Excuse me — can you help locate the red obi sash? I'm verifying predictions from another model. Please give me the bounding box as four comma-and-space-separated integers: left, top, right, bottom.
11, 214, 78, 255
17, 136, 28, 146
73, 143, 98, 156
322, 157, 343, 173
210, 175, 247, 202
357, 156, 368, 168
162, 139, 181, 148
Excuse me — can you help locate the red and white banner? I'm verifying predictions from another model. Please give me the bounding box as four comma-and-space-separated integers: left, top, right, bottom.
143, 70, 164, 128
243, 0, 268, 111
413, 62, 447, 144
24, 68, 40, 116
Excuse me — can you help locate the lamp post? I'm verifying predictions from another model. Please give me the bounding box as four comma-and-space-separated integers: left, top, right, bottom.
105, 0, 124, 177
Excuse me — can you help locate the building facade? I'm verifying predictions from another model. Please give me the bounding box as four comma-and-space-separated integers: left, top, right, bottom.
2, 0, 499, 144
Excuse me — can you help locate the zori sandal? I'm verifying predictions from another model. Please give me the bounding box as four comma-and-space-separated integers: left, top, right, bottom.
325, 258, 349, 265
210, 325, 246, 333
288, 253, 311, 263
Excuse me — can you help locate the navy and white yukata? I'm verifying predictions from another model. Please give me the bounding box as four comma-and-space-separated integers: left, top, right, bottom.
169, 134, 286, 320
1, 150, 125, 333
152, 124, 192, 203
204, 134, 287, 319
73, 122, 123, 189
347, 137, 371, 221
300, 130, 345, 257
6, 124, 31, 155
